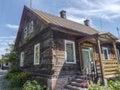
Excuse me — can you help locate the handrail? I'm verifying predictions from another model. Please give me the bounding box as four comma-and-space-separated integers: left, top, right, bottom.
82, 60, 96, 82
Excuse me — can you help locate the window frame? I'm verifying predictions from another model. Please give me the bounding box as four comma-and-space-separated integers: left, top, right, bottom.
24, 27, 28, 39
29, 20, 34, 34
34, 43, 40, 65
102, 47, 109, 60
20, 52, 24, 67
65, 40, 76, 64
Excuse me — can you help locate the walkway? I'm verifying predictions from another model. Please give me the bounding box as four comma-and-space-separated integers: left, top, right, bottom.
0, 69, 7, 90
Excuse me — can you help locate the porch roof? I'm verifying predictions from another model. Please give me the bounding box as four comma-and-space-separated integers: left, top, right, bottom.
77, 32, 118, 44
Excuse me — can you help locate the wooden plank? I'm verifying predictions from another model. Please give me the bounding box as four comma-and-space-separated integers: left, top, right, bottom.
104, 71, 118, 75
102, 64, 118, 67
102, 60, 118, 63
103, 67, 118, 71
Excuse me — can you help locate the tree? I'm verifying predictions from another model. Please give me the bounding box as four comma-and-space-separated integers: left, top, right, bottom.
1, 44, 18, 67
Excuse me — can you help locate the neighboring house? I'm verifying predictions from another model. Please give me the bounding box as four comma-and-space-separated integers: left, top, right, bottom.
15, 6, 119, 89
0, 57, 9, 70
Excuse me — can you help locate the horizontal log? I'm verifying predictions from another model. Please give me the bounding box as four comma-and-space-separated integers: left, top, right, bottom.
104, 71, 118, 75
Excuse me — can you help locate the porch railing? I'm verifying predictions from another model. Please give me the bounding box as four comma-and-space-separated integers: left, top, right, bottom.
102, 60, 119, 78
95, 60, 119, 78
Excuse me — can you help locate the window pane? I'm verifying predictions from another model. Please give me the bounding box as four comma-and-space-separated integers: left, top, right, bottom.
66, 43, 74, 62
24, 27, 28, 39
20, 52, 24, 66
29, 21, 33, 33
103, 49, 108, 59
35, 46, 39, 63
34, 43, 40, 65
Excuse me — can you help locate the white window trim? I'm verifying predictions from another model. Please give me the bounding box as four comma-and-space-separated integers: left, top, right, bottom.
20, 52, 24, 67
65, 40, 76, 64
102, 47, 109, 60
34, 43, 40, 65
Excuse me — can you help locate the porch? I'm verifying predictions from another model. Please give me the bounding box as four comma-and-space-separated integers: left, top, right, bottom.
77, 32, 119, 84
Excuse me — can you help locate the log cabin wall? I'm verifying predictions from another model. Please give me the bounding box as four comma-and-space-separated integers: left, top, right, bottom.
16, 8, 54, 79
18, 28, 53, 78
52, 30, 81, 77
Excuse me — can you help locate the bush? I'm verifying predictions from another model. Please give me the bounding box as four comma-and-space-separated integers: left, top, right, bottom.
9, 65, 21, 73
4, 66, 31, 87
89, 82, 107, 90
108, 80, 120, 90
23, 80, 50, 90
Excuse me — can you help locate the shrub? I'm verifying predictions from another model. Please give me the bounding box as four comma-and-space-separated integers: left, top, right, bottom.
89, 82, 107, 90
23, 80, 50, 90
108, 80, 120, 90
9, 65, 21, 73
4, 66, 31, 87
5, 71, 31, 87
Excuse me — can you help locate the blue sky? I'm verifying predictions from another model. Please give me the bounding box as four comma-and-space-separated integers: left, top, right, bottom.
0, 0, 120, 58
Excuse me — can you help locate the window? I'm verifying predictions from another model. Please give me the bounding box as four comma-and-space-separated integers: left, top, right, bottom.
102, 47, 109, 60
24, 21, 34, 40
20, 52, 24, 66
24, 27, 28, 39
65, 40, 76, 63
34, 43, 40, 65
29, 21, 34, 33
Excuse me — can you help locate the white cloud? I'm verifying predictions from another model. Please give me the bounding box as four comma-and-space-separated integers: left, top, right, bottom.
0, 36, 15, 59
67, 15, 85, 24
64, 0, 120, 21
6, 24, 19, 30
0, 36, 16, 39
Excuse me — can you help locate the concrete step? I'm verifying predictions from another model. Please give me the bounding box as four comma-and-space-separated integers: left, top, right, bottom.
73, 78, 85, 83
76, 75, 87, 79
65, 84, 88, 90
70, 81, 81, 87
65, 84, 81, 90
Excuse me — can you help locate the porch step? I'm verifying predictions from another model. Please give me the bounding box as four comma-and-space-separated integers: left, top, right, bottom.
64, 75, 89, 90
76, 75, 87, 79
70, 81, 82, 87
65, 85, 81, 90
73, 78, 84, 83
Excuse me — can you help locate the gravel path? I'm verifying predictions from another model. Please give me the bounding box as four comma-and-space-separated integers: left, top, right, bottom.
0, 70, 8, 90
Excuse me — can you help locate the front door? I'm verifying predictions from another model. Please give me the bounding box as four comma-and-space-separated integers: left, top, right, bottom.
82, 48, 93, 74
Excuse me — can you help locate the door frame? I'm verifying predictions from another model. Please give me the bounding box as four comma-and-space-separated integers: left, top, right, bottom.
82, 48, 92, 69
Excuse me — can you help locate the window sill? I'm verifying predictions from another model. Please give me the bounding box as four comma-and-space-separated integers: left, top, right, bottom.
66, 62, 76, 64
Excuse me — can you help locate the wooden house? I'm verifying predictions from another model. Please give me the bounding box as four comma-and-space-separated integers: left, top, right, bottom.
15, 6, 119, 90
116, 40, 120, 62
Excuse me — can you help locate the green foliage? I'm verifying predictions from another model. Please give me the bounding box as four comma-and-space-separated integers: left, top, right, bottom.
4, 66, 31, 87
108, 80, 120, 90
9, 65, 21, 73
23, 80, 50, 90
89, 82, 107, 90
7, 51, 18, 63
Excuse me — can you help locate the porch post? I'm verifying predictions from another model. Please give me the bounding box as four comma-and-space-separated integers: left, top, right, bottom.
112, 41, 118, 60
96, 37, 105, 85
